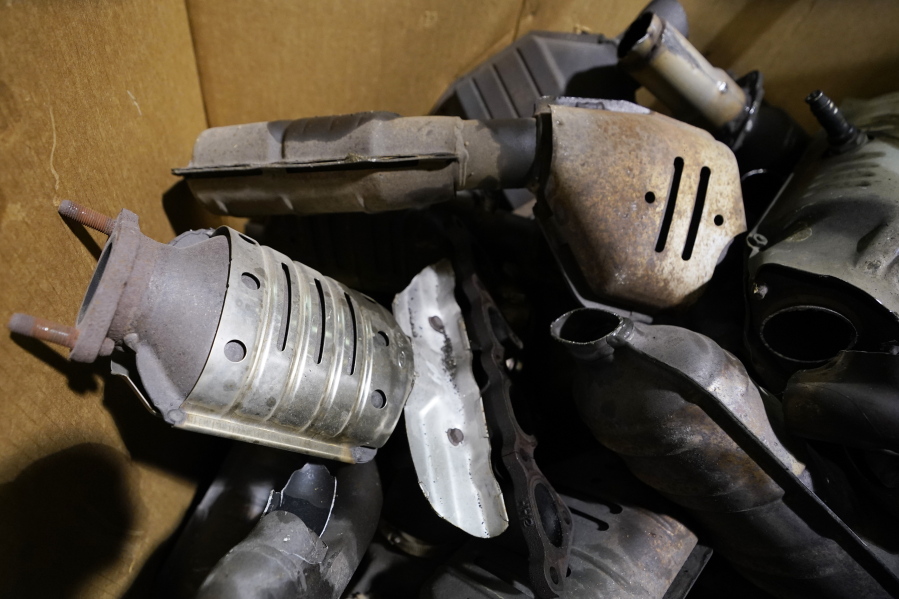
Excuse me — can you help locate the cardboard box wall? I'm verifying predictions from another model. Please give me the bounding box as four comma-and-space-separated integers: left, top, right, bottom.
0, 0, 897, 596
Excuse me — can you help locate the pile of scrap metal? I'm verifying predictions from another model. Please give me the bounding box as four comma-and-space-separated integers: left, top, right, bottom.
9, 1, 899, 597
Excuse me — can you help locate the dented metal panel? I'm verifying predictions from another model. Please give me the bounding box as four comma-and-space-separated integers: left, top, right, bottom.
394, 261, 508, 539
535, 102, 746, 310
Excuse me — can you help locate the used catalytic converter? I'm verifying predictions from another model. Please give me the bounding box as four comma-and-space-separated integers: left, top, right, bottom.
8, 202, 414, 463
174, 114, 538, 215
746, 91, 899, 391
551, 308, 897, 599
176, 101, 746, 311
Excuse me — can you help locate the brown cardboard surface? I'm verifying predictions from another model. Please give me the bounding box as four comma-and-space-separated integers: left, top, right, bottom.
190, 0, 899, 132
186, 0, 524, 126
0, 1, 229, 597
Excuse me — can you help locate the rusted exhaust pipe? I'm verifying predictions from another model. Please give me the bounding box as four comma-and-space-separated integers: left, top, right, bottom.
618, 12, 746, 131
551, 308, 893, 599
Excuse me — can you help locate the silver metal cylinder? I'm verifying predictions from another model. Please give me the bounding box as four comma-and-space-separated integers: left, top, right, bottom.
175, 227, 413, 463
618, 12, 747, 130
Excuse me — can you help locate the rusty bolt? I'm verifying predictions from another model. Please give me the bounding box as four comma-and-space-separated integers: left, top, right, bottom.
8, 313, 79, 349
58, 200, 116, 235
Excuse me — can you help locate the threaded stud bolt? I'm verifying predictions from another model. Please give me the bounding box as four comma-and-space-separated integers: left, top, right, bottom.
58, 200, 116, 235
8, 313, 79, 349
806, 90, 865, 151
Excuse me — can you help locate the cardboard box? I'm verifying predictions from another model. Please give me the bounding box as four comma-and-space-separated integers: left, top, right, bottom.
1, 0, 898, 595
0, 2, 230, 597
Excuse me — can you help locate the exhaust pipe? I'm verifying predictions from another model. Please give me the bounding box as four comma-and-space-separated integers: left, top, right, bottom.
551, 308, 893, 599
618, 12, 746, 131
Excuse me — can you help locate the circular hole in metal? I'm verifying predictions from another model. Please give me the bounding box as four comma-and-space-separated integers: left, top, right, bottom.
550, 567, 560, 585
375, 331, 390, 347
645, 191, 655, 204
370, 389, 386, 409
760, 306, 857, 364
714, 214, 724, 226
566, 567, 572, 578
535, 483, 564, 548
79, 240, 113, 323
241, 272, 260, 290
447, 428, 464, 445
224, 340, 247, 362
428, 316, 444, 332
553, 308, 622, 344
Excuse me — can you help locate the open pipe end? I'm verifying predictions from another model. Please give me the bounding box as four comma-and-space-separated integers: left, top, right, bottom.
618, 12, 659, 59
760, 305, 857, 364
551, 308, 629, 362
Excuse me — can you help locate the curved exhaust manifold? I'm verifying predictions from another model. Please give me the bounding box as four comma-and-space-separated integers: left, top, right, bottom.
551, 308, 892, 599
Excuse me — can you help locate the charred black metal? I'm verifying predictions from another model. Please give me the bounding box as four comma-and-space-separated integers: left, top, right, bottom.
783, 351, 899, 453
197, 461, 381, 599
552, 308, 899, 599
264, 464, 336, 536
421, 449, 705, 599
152, 445, 310, 598
458, 271, 573, 598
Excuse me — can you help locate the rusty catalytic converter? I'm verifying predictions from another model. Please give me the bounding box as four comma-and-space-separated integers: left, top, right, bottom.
8, 202, 414, 464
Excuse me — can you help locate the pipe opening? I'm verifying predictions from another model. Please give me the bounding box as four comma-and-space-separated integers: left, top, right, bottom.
554, 309, 622, 344
618, 12, 654, 58
534, 483, 563, 548
760, 306, 857, 363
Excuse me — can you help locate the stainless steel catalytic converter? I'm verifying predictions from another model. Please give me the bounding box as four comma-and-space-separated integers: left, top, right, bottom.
9, 202, 414, 463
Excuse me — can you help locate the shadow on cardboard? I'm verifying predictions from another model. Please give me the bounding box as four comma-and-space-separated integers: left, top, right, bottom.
103, 375, 229, 598
61, 215, 104, 260
0, 443, 137, 598
162, 179, 230, 235
9, 333, 101, 394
